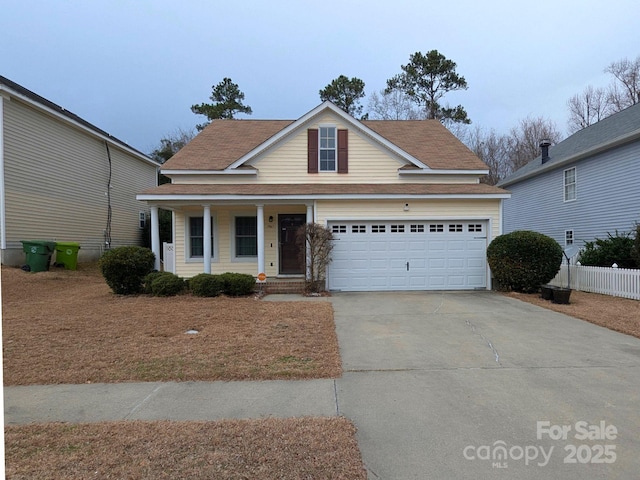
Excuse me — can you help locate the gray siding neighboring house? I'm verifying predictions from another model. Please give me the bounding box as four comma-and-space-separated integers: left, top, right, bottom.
499, 103, 640, 251
0, 75, 160, 266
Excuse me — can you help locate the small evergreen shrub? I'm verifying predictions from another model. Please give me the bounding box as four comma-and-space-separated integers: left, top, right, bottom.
143, 271, 165, 294
578, 230, 637, 269
190, 273, 224, 297
487, 230, 563, 293
219, 272, 256, 296
99, 246, 155, 295
632, 225, 640, 267
150, 273, 185, 297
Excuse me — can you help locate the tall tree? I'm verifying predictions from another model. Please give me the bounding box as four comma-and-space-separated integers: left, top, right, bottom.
566, 85, 612, 134
385, 50, 471, 124
319, 75, 366, 117
605, 56, 640, 111
191, 77, 252, 130
366, 88, 422, 120
150, 128, 196, 185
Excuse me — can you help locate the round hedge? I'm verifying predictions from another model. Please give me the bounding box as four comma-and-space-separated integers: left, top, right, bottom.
99, 246, 155, 295
150, 273, 185, 297
190, 273, 224, 297
487, 230, 563, 293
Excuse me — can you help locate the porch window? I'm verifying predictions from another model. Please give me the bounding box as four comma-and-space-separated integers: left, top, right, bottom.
235, 216, 257, 257
188, 216, 214, 259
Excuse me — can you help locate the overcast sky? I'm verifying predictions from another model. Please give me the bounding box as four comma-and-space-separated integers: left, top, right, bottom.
2, 0, 638, 154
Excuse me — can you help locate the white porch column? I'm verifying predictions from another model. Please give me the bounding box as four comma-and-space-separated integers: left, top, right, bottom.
150, 205, 160, 271
305, 204, 313, 281
256, 204, 265, 277
203, 205, 212, 274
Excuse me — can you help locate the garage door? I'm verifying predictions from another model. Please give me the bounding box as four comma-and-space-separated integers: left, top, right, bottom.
328, 221, 487, 291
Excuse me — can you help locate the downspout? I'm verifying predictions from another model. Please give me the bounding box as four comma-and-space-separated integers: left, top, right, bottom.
104, 141, 113, 249
0, 94, 6, 250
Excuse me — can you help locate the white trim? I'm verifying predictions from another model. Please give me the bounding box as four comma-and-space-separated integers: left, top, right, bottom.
161, 169, 257, 176
0, 95, 6, 249
226, 101, 430, 171
0, 81, 159, 168
150, 206, 160, 270
137, 193, 511, 202
399, 169, 489, 175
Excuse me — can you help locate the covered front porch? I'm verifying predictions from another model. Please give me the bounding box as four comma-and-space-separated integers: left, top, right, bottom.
148, 202, 314, 282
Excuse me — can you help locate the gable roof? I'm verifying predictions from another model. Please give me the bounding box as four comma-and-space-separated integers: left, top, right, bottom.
499, 102, 640, 187
0, 75, 158, 166
162, 101, 487, 172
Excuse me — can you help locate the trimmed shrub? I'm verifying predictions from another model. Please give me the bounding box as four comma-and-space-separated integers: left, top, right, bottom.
487, 230, 563, 293
150, 273, 185, 297
99, 246, 155, 295
190, 273, 224, 297
219, 272, 256, 296
143, 271, 165, 294
578, 230, 637, 269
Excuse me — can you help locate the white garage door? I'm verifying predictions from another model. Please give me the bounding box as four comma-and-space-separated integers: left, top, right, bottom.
328, 221, 488, 291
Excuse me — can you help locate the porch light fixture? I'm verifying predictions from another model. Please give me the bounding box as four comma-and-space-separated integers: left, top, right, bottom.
403, 203, 410, 211
269, 216, 274, 223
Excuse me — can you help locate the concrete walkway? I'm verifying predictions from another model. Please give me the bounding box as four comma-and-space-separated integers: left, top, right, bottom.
5, 291, 640, 479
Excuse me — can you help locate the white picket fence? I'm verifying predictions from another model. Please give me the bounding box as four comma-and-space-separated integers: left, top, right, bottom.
549, 264, 640, 300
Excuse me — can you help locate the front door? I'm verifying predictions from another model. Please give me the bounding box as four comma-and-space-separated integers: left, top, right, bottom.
279, 214, 306, 274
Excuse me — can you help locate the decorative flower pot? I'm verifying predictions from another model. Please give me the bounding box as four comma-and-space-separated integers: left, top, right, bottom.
552, 287, 572, 304
540, 285, 557, 300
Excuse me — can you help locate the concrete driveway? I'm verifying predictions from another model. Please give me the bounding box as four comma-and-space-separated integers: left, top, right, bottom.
331, 291, 640, 479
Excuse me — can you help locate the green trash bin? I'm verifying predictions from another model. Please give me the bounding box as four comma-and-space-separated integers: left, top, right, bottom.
55, 242, 81, 270
21, 240, 56, 272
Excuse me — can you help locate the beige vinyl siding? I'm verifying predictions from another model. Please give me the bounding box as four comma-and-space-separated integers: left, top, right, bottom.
2, 97, 157, 263
169, 112, 479, 185
315, 199, 502, 240
173, 205, 306, 278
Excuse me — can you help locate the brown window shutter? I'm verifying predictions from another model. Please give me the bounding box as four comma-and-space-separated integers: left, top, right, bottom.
307, 129, 319, 173
337, 129, 348, 173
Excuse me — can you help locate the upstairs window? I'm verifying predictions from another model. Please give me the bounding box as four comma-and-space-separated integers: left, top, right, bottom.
319, 126, 336, 171
564, 167, 576, 202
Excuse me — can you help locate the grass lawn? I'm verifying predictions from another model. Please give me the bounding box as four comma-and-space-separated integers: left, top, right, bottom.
2, 264, 364, 478
2, 264, 341, 385
5, 418, 366, 479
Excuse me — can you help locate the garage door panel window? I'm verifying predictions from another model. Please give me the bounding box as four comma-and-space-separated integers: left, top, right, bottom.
410, 224, 425, 233
372, 225, 386, 233
391, 224, 405, 233
332, 225, 347, 233
430, 224, 444, 233
468, 224, 483, 232
449, 224, 463, 232
352, 225, 366, 233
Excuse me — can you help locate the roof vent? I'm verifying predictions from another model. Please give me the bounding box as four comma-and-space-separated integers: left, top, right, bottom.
540, 139, 551, 164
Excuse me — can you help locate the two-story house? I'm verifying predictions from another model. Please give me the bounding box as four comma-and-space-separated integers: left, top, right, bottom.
499, 103, 640, 250
137, 102, 509, 291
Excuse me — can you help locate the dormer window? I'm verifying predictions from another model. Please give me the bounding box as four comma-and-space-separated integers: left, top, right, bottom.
319, 126, 336, 171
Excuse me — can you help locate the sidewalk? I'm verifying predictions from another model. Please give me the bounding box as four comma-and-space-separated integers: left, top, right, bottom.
4, 379, 338, 425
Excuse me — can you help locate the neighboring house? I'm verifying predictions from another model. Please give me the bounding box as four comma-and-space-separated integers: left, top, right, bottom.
138, 101, 509, 291
0, 75, 160, 266
499, 103, 640, 251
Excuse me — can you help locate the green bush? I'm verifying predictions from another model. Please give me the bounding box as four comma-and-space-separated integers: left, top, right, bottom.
190, 273, 224, 297
487, 230, 563, 293
150, 273, 185, 297
219, 272, 256, 296
99, 246, 155, 295
578, 230, 637, 269
633, 225, 640, 266
143, 271, 165, 294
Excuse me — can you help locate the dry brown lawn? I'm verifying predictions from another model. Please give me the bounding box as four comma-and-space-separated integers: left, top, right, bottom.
506, 289, 640, 339
5, 417, 367, 479
1, 264, 341, 385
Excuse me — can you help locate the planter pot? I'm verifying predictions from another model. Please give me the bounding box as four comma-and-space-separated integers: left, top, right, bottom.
552, 287, 572, 304
540, 285, 557, 300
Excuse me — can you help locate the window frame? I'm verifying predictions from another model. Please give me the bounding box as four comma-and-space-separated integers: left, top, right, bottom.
565, 229, 574, 247
185, 214, 217, 262
318, 125, 337, 172
564, 167, 577, 202
233, 215, 258, 261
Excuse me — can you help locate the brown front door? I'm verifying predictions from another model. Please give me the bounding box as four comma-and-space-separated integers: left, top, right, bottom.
279, 214, 306, 274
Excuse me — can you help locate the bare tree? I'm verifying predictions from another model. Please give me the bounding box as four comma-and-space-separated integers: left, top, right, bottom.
366, 88, 422, 120
605, 56, 640, 111
295, 223, 335, 294
505, 116, 562, 173
459, 125, 510, 185
567, 85, 612, 133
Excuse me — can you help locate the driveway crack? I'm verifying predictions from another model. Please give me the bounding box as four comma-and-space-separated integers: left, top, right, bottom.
465, 319, 502, 366
125, 383, 165, 419
333, 379, 340, 416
